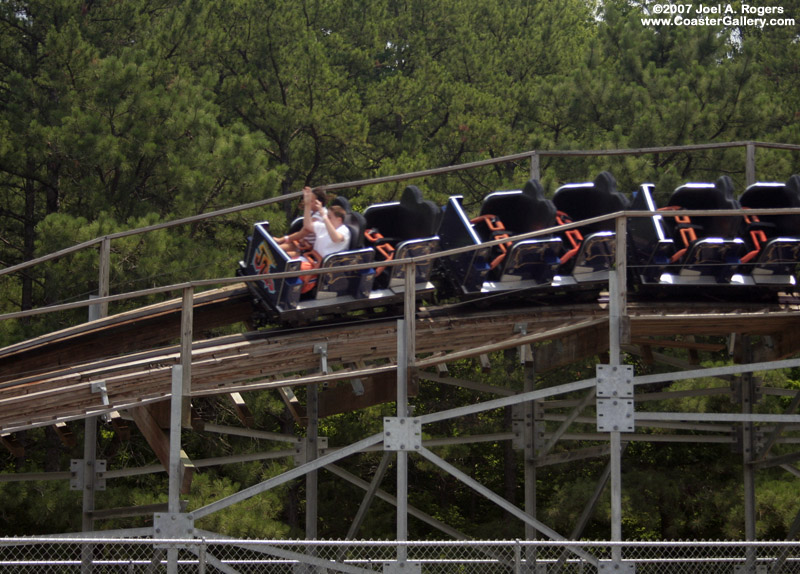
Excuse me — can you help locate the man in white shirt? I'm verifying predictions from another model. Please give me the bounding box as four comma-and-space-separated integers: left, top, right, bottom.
275, 186, 330, 255
280, 187, 351, 293
308, 207, 351, 257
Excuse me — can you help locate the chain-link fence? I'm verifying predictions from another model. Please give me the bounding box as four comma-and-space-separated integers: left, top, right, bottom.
0, 538, 799, 573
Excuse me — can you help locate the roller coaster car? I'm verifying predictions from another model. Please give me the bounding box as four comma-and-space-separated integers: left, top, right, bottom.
735, 175, 800, 287
551, 171, 629, 285
437, 179, 562, 294
627, 183, 675, 284
362, 185, 441, 293
632, 176, 746, 287
239, 206, 378, 322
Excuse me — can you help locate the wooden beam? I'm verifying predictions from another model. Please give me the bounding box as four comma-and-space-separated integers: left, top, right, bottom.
109, 411, 131, 441
629, 337, 726, 352
53, 422, 77, 448
278, 387, 306, 426
533, 322, 609, 373
130, 405, 171, 465
752, 330, 800, 362
228, 392, 255, 427
129, 403, 195, 494
318, 371, 419, 418
0, 433, 24, 457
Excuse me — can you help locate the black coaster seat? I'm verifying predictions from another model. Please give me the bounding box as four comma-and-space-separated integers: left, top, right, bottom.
736, 175, 800, 285
363, 185, 441, 289
657, 176, 745, 283
551, 172, 629, 282
471, 179, 562, 284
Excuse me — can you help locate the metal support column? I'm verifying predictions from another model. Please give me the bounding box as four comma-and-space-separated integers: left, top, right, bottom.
168, 366, 183, 513
82, 360, 99, 531
523, 364, 537, 570
740, 337, 757, 570
180, 287, 193, 427
80, 417, 97, 572
306, 382, 319, 540
80, 418, 98, 529
393, 262, 416, 566
167, 365, 183, 574
80, 250, 110, 570
609, 214, 629, 563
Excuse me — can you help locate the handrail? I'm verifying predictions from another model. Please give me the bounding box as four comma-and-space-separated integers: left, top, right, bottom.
2, 206, 799, 323
3, 140, 799, 279
0, 192, 303, 278
2, 140, 800, 324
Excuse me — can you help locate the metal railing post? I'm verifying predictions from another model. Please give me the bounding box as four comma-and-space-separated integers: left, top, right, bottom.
198, 541, 207, 574
746, 143, 756, 187
530, 152, 540, 181
97, 237, 110, 319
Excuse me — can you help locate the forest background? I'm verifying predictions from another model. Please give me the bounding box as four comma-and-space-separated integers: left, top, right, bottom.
1, 0, 800, 540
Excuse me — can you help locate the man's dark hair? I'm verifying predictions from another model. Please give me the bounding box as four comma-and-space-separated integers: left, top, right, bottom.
313, 188, 328, 204
329, 205, 347, 222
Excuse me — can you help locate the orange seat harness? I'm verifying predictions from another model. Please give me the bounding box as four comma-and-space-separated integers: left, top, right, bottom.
364, 228, 396, 277
470, 214, 513, 270
555, 211, 584, 264
740, 210, 767, 264
658, 206, 697, 263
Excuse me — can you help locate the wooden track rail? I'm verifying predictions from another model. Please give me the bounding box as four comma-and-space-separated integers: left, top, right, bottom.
0, 284, 254, 381
2, 293, 799, 434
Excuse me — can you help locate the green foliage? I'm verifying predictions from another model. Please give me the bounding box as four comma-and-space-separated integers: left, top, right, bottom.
189, 471, 291, 538
0, 480, 80, 535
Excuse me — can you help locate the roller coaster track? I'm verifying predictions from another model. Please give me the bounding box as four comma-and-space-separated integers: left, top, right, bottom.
2, 282, 799, 434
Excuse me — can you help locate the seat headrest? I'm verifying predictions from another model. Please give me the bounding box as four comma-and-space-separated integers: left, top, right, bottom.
401, 185, 424, 207
522, 178, 546, 200
787, 174, 800, 196
739, 175, 800, 236
401, 185, 440, 237
345, 211, 366, 250
480, 179, 557, 233
669, 177, 739, 210
594, 171, 618, 197
715, 176, 737, 207
552, 172, 628, 232
522, 179, 557, 230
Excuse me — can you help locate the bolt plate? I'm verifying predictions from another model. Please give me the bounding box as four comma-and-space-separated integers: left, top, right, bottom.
154, 512, 194, 541
383, 417, 422, 451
